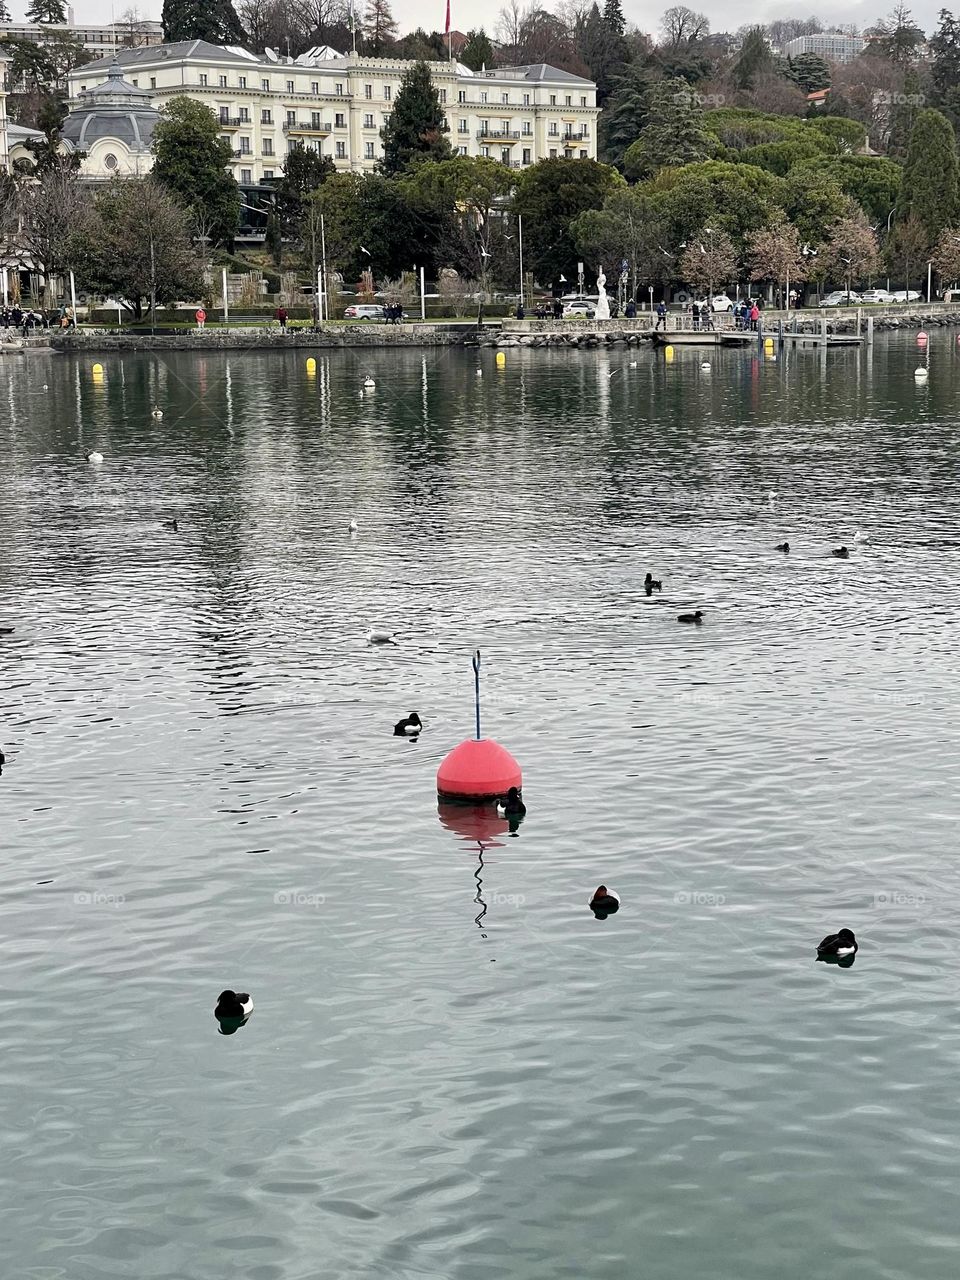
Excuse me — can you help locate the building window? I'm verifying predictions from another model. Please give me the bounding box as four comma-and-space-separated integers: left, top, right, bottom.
481, 145, 490, 156
312, 81, 319, 94
549, 147, 556, 158
384, 85, 391, 100
150, 76, 156, 88
549, 93, 556, 105
439, 89, 446, 103
501, 119, 509, 132
523, 92, 529, 105
458, 90, 465, 103
219, 106, 230, 122
336, 82, 343, 94
364, 83, 372, 98
240, 137, 251, 153
199, 74, 207, 86
364, 141, 375, 158
239, 107, 250, 122
262, 78, 270, 91
479, 120, 488, 135
363, 112, 374, 128
501, 92, 508, 103
311, 110, 322, 128
219, 75, 227, 87
336, 140, 346, 157
239, 76, 246, 88
287, 79, 294, 92
480, 91, 487, 103
522, 121, 531, 136
335, 111, 345, 127
241, 168, 252, 183
522, 147, 531, 164
104, 152, 118, 170
458, 145, 467, 155
264, 169, 274, 179
286, 109, 296, 124
263, 138, 274, 154
501, 148, 510, 163
458, 118, 468, 133
132, 79, 138, 87
579, 149, 587, 158
565, 94, 571, 105
549, 123, 558, 135
580, 95, 587, 106
261, 108, 272, 123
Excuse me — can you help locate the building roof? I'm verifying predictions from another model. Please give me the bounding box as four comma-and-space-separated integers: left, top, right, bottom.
81, 39, 258, 72
7, 122, 45, 141
490, 62, 593, 84
62, 59, 161, 152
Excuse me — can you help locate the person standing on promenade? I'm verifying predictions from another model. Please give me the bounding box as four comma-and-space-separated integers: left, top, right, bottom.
275, 305, 288, 332
195, 306, 206, 331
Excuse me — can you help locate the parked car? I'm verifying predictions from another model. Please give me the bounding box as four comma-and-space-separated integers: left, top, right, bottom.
344, 304, 386, 320
890, 289, 922, 302
819, 291, 861, 307
859, 289, 894, 304
708, 293, 736, 312
563, 299, 595, 318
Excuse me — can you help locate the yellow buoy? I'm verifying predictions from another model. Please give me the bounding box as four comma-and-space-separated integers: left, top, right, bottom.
664, 345, 674, 362
763, 336, 774, 350
92, 363, 103, 374
305, 357, 316, 372
496, 351, 506, 366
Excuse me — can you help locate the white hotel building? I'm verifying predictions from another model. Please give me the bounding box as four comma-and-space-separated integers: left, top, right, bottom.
65, 40, 599, 184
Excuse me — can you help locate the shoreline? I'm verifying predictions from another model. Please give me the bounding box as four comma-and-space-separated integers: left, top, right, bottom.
5, 307, 958, 354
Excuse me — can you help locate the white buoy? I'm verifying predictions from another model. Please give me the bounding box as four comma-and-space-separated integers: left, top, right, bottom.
701, 361, 711, 371
151, 407, 163, 420
629, 360, 637, 368
914, 366, 928, 381
476, 368, 483, 377
85, 451, 104, 464
363, 376, 376, 388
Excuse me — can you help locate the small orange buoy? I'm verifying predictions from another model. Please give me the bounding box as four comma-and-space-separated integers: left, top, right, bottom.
436, 650, 523, 803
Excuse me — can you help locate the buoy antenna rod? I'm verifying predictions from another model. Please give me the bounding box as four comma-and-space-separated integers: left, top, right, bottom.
472, 649, 481, 740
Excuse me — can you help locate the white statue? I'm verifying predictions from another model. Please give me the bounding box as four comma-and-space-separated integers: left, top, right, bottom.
595, 265, 610, 320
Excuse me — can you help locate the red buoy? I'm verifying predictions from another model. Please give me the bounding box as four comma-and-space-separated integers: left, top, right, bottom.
437, 738, 522, 803
917, 331, 928, 344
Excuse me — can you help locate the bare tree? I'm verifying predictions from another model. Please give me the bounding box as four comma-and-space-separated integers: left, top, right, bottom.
14, 165, 89, 306
116, 6, 153, 47
659, 5, 709, 47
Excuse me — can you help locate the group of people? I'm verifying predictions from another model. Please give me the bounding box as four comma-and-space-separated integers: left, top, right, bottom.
0, 305, 75, 334
380, 303, 405, 323
731, 299, 763, 330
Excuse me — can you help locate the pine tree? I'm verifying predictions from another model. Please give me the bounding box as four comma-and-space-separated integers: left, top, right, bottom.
460, 28, 493, 72
602, 0, 625, 36
0, 0, 13, 20
363, 0, 397, 55
26, 0, 67, 23
733, 27, 773, 89
380, 60, 451, 176
896, 108, 959, 244
161, 0, 245, 44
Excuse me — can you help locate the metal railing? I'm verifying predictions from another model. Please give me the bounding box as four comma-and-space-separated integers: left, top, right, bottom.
282, 120, 332, 132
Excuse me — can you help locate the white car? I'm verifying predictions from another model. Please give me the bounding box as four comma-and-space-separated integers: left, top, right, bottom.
819, 291, 861, 307
344, 303, 386, 320
859, 289, 893, 304
890, 289, 921, 302
563, 299, 595, 318
707, 293, 735, 312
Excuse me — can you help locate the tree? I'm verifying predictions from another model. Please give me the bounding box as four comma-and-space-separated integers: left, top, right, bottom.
572, 186, 667, 293
678, 228, 738, 293
603, 0, 625, 35
578, 3, 627, 103
793, 154, 901, 225
459, 28, 494, 71
401, 155, 515, 282
623, 78, 719, 180
161, 0, 245, 44
931, 8, 960, 123
784, 52, 831, 93
42, 31, 93, 80
896, 108, 959, 245
13, 163, 88, 305
151, 97, 240, 247
931, 224, 960, 284
642, 160, 787, 251
379, 60, 451, 176
600, 61, 655, 169
868, 3, 925, 66
659, 5, 709, 47
71, 178, 203, 321
782, 168, 850, 246
514, 156, 622, 283
885, 212, 930, 291
26, 0, 66, 22
274, 142, 334, 241
747, 217, 807, 302
733, 27, 774, 89
822, 209, 881, 290
363, 0, 397, 53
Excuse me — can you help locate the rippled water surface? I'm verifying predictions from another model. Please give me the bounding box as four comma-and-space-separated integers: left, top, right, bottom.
3, 337, 960, 1278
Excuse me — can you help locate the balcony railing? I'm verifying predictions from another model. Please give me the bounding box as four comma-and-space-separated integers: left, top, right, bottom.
218, 117, 243, 128
283, 120, 332, 133
562, 131, 589, 144
476, 129, 521, 141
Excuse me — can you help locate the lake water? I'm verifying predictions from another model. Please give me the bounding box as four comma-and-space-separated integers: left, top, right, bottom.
2, 336, 960, 1279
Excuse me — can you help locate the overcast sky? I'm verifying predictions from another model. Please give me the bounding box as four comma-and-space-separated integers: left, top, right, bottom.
11, 0, 946, 41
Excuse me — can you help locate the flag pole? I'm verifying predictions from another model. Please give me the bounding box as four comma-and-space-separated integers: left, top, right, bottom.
446, 0, 452, 60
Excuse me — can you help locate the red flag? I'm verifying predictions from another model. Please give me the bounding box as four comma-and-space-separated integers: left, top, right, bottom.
445, 0, 451, 34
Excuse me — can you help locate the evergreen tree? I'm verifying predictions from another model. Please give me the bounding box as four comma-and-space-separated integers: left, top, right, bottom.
275, 143, 334, 238
380, 60, 451, 176
26, 0, 66, 22
265, 207, 282, 268
896, 108, 959, 243
784, 52, 831, 93
363, 0, 397, 54
623, 77, 719, 180
580, 3, 627, 104
603, 0, 625, 36
161, 0, 245, 44
600, 61, 654, 169
733, 27, 774, 89
151, 97, 240, 247
930, 8, 960, 124
869, 2, 925, 66
0, 0, 10, 19
459, 28, 493, 72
